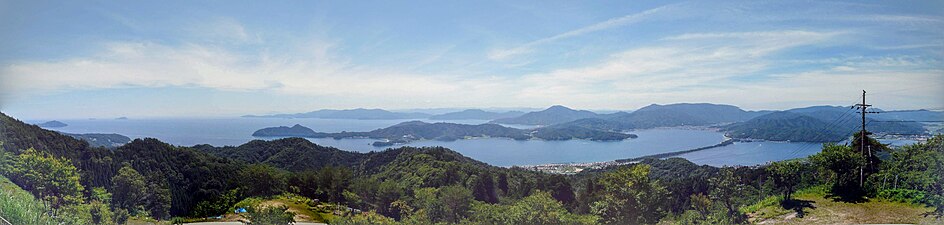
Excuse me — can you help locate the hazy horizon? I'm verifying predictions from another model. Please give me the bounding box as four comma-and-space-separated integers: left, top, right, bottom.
2, 0, 942, 119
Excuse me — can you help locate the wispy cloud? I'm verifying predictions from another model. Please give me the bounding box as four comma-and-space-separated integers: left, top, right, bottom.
507, 30, 845, 106
3, 0, 943, 116
487, 3, 680, 60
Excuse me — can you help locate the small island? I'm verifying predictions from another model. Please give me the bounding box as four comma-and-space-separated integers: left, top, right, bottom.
36, 120, 68, 128
252, 124, 318, 137
252, 121, 637, 146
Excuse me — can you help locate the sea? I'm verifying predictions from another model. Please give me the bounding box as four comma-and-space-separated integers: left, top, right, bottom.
36, 117, 915, 167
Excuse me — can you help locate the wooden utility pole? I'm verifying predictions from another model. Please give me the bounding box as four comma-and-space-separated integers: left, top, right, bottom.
854, 90, 879, 187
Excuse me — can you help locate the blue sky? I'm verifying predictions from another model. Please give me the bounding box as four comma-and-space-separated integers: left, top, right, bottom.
1, 0, 942, 119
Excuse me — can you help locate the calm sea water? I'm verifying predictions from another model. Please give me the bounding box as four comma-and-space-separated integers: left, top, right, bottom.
38, 117, 915, 167
298, 128, 725, 166
677, 142, 822, 167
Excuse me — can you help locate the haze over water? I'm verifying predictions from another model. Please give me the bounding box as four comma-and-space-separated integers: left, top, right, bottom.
38, 117, 829, 167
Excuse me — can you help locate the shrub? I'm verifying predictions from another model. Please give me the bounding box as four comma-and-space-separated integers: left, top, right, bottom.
877, 189, 928, 205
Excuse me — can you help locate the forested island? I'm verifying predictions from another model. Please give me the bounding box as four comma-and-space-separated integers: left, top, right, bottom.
252, 120, 637, 146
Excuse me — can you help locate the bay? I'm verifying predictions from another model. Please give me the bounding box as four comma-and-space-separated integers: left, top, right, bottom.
40, 117, 912, 167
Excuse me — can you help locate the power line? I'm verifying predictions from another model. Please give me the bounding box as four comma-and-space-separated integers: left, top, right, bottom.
871, 120, 944, 123
785, 104, 860, 157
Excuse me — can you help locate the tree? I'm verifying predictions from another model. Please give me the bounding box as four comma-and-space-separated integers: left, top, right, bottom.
708, 167, 745, 221
850, 131, 888, 176
6, 148, 85, 208
112, 164, 147, 214
469, 171, 498, 203
145, 178, 172, 219
767, 160, 805, 200
689, 193, 712, 220
413, 185, 473, 223
590, 164, 668, 224
871, 134, 944, 214
240, 164, 287, 196
318, 166, 352, 203
439, 185, 473, 223
242, 205, 295, 225
546, 175, 576, 209
376, 180, 405, 219
468, 191, 598, 225
497, 172, 509, 196
810, 144, 865, 199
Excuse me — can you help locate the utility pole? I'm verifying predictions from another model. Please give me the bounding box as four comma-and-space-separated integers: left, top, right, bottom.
854, 90, 879, 187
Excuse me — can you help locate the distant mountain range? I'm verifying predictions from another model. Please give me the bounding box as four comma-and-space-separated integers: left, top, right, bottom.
489, 103, 764, 129
36, 120, 68, 128
609, 103, 767, 129
490, 105, 603, 125
428, 109, 525, 120
252, 120, 636, 146
243, 108, 430, 120
246, 103, 940, 143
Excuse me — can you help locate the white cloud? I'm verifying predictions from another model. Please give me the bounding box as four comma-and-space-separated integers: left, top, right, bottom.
487, 3, 679, 60
504, 30, 848, 108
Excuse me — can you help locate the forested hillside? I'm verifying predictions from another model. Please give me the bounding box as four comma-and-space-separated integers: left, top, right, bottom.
1, 111, 941, 224
610, 103, 761, 129
724, 108, 927, 142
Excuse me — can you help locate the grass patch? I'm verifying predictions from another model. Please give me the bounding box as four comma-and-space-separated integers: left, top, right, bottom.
0, 175, 59, 225
748, 185, 937, 224
741, 195, 791, 220
229, 193, 337, 223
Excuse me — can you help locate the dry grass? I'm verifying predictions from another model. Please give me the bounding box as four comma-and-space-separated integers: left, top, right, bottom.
752, 191, 940, 224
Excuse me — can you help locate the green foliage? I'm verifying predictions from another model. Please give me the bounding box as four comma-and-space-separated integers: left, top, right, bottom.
708, 167, 747, 222
288, 166, 352, 203
240, 164, 288, 197
467, 191, 598, 225
114, 138, 242, 217
810, 143, 866, 198
112, 164, 147, 215
332, 211, 398, 225
412, 185, 474, 224
3, 148, 85, 208
767, 160, 806, 200
198, 138, 362, 172
0, 175, 61, 225
739, 195, 783, 215
689, 193, 712, 220
641, 157, 719, 214
877, 189, 929, 205
242, 205, 295, 225
193, 188, 242, 217
468, 171, 498, 203
59, 199, 116, 225
871, 135, 944, 213
590, 164, 668, 224
0, 173, 120, 225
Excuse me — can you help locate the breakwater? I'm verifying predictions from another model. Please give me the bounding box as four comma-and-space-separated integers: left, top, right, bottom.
523, 139, 735, 174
